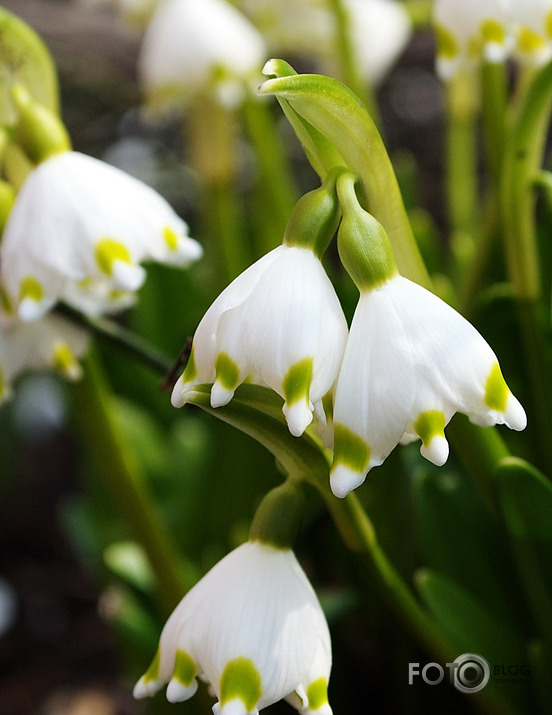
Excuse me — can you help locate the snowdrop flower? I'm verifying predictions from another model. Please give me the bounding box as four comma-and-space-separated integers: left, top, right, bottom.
0, 311, 89, 402
135, 480, 332, 714
329, 172, 526, 498
0, 150, 202, 321
138, 0, 267, 119
433, 0, 513, 80
171, 172, 348, 437
133, 539, 332, 713
510, 0, 552, 65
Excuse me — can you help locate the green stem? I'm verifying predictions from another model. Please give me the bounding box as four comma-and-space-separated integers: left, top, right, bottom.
445, 71, 479, 247
72, 349, 190, 615
240, 95, 299, 254
185, 97, 251, 286
57, 303, 172, 376
500, 58, 552, 468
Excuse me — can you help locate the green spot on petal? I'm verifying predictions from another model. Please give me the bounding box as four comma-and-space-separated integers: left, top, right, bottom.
172, 649, 196, 687
546, 10, 552, 39
142, 647, 161, 684
282, 357, 313, 406
219, 657, 262, 711
434, 23, 459, 60
164, 225, 179, 251
20, 275, 43, 303
484, 362, 509, 412
306, 678, 329, 710
333, 424, 370, 473
95, 237, 132, 276
517, 25, 545, 53
182, 347, 197, 382
413, 410, 446, 447
215, 352, 240, 391
52, 341, 80, 379
480, 19, 506, 46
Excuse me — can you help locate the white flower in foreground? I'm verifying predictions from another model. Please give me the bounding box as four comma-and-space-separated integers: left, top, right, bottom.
510, 0, 552, 65
172, 173, 347, 437
171, 244, 348, 437
330, 171, 526, 498
133, 540, 332, 714
138, 0, 267, 118
433, 0, 513, 80
0, 150, 202, 321
0, 312, 89, 401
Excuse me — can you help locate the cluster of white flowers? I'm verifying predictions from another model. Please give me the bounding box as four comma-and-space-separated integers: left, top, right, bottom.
434, 0, 552, 79
171, 170, 527, 499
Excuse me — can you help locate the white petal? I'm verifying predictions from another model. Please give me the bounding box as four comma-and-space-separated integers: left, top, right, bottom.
166, 677, 198, 703
111, 260, 147, 291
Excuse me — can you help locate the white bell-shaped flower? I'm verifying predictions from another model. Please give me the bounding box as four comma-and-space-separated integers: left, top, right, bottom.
138, 0, 267, 118
172, 174, 347, 437
510, 0, 552, 65
0, 311, 89, 401
330, 274, 527, 497
171, 244, 348, 437
433, 0, 513, 80
330, 171, 526, 498
0, 150, 202, 321
133, 540, 333, 714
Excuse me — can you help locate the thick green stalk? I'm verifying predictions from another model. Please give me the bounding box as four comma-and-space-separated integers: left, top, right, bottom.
72, 350, 189, 616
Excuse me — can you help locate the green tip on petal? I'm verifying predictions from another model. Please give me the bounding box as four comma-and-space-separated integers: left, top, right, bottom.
219, 657, 262, 712
249, 480, 305, 549
330, 424, 371, 497
413, 410, 449, 466
336, 172, 398, 291
95, 237, 132, 276
484, 362, 509, 413
211, 352, 242, 407
306, 678, 330, 710
282, 357, 314, 436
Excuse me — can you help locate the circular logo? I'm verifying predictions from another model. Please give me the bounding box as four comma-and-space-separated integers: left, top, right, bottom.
452, 653, 490, 694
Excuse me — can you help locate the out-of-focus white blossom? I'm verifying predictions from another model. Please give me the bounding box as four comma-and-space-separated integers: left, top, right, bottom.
0, 150, 202, 321
509, 0, 552, 66
138, 0, 267, 118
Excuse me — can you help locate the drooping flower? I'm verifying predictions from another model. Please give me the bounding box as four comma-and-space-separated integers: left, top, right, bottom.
137, 0, 267, 118
0, 150, 202, 321
171, 173, 348, 437
133, 540, 332, 714
433, 0, 513, 80
0, 311, 89, 402
509, 0, 552, 65
329, 171, 526, 498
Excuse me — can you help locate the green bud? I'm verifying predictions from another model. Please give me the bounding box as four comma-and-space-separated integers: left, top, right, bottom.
249, 480, 305, 549
283, 166, 344, 258
336, 171, 398, 291
10, 84, 71, 164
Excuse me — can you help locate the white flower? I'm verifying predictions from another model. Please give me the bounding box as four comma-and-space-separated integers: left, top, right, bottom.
0, 311, 89, 401
330, 274, 527, 498
433, 0, 513, 80
0, 150, 202, 321
509, 0, 552, 65
137, 0, 267, 118
133, 540, 332, 714
238, 0, 410, 87
171, 244, 348, 437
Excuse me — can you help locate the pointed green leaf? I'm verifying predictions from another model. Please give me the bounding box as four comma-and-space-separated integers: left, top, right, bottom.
494, 457, 552, 641
259, 62, 429, 286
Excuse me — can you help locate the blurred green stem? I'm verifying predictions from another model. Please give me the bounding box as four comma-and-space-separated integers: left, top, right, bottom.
186, 96, 251, 287
241, 94, 299, 253
327, 0, 381, 125
72, 349, 188, 616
